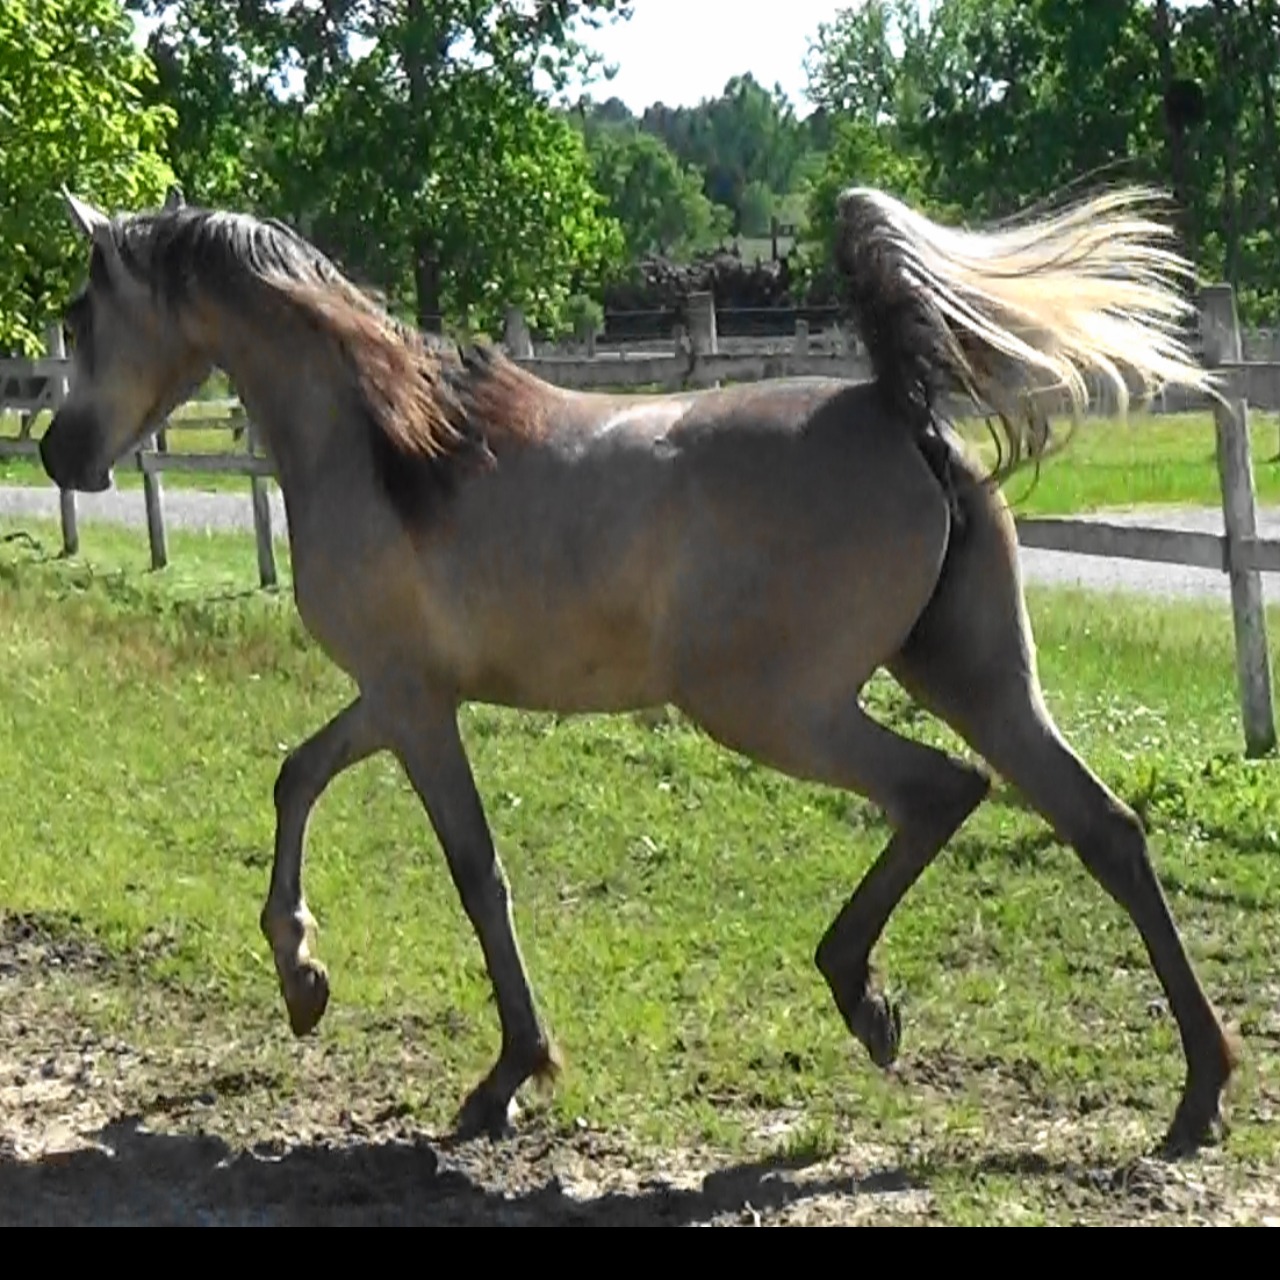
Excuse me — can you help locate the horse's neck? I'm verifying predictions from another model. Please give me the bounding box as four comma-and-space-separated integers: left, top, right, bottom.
213, 316, 356, 506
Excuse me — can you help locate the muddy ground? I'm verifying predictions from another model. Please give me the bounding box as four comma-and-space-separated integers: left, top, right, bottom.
2, 913, 1277, 1226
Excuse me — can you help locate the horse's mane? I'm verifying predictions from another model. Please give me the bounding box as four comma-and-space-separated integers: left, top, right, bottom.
107, 206, 550, 515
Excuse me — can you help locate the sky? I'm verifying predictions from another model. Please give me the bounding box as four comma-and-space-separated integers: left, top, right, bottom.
564, 0, 847, 113
130, 1, 853, 114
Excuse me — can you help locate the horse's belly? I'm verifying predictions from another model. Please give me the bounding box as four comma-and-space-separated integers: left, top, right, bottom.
457, 600, 668, 712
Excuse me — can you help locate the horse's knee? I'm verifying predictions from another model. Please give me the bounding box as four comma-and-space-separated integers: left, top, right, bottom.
273, 745, 318, 817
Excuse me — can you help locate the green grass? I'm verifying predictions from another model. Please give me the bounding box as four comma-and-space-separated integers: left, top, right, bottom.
7, 405, 1280, 516
0, 516, 1277, 1223
964, 408, 1280, 516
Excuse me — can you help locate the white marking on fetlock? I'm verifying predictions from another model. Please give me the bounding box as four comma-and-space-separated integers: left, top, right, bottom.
262, 899, 315, 954
261, 899, 324, 1004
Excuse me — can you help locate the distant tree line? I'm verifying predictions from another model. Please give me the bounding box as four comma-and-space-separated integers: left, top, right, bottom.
3, 1, 1277, 354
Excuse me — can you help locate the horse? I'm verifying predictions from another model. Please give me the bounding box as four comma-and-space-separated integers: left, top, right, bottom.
40, 180, 1238, 1158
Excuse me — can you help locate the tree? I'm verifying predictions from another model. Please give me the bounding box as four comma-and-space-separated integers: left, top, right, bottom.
583, 125, 730, 258
806, 0, 1166, 215
804, 0, 904, 123
639, 74, 812, 233
130, 0, 294, 211
0, 0, 174, 353
802, 117, 940, 273
131, 0, 631, 334
801, 0, 1280, 322
298, 62, 625, 333
737, 181, 775, 239
800, 0, 952, 272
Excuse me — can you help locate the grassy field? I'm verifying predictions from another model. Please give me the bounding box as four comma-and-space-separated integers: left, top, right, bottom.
977, 409, 1280, 516
5, 405, 1280, 518
0, 515, 1277, 1224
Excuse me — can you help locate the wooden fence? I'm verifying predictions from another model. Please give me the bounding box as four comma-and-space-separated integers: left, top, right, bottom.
2, 288, 1279, 755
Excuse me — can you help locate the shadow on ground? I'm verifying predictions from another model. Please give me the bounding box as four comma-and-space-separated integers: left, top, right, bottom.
0, 1117, 907, 1226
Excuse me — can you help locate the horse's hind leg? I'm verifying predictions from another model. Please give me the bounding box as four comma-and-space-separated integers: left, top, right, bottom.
687, 687, 990, 1070
805, 713, 992, 1067
887, 481, 1237, 1157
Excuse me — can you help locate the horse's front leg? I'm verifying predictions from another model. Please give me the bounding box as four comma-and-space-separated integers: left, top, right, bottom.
391, 693, 559, 1139
262, 696, 385, 1035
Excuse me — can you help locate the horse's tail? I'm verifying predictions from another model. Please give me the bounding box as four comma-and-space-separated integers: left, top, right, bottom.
831, 184, 1218, 477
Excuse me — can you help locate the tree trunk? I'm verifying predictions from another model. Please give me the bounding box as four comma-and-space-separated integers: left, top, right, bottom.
1246, 0, 1280, 226
1213, 0, 1243, 288
413, 233, 443, 333
404, 0, 447, 332
1154, 0, 1193, 252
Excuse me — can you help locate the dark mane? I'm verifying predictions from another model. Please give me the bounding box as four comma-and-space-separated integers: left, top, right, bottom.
107, 205, 552, 519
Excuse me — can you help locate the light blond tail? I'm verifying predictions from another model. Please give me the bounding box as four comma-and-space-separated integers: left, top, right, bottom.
833, 184, 1220, 475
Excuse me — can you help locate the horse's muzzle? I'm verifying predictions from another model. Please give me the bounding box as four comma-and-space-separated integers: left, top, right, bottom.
39, 410, 112, 493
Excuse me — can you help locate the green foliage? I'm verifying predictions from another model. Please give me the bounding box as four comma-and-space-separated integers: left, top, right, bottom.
582, 122, 730, 258
17, 1, 1280, 343
632, 74, 821, 237
565, 292, 605, 340
311, 71, 624, 334
128, 1, 291, 210
131, 0, 629, 333
804, 0, 1280, 323
0, 0, 174, 353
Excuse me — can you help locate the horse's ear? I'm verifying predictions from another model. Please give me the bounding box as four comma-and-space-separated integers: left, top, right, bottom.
62, 186, 111, 241
163, 184, 185, 211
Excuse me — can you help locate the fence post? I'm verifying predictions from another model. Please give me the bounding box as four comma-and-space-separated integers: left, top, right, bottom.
686, 291, 718, 390
687, 291, 718, 357
247, 418, 278, 589
1202, 283, 1277, 757
793, 318, 810, 358
503, 306, 534, 359
45, 324, 78, 556
137, 431, 168, 570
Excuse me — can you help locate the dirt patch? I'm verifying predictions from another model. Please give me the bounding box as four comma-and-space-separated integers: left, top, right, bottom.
2, 913, 1278, 1225
0, 1004, 922, 1225
0, 915, 926, 1225
0, 911, 111, 977
0, 1115, 934, 1227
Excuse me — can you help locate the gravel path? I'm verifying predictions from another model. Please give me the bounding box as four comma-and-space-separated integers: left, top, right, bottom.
1, 482, 1277, 602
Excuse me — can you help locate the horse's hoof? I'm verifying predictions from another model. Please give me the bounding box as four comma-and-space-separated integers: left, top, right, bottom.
453, 1086, 519, 1142
1159, 1042, 1238, 1160
1158, 1092, 1226, 1161
283, 958, 330, 1037
850, 991, 902, 1070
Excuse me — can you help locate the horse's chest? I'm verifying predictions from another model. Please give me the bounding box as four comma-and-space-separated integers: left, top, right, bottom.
287, 515, 424, 678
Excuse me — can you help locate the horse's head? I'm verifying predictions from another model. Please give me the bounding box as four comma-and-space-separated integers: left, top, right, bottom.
40, 185, 213, 492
